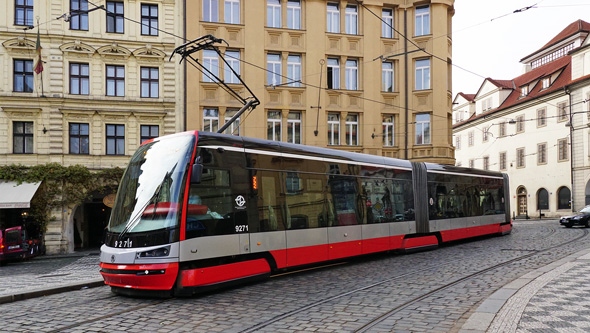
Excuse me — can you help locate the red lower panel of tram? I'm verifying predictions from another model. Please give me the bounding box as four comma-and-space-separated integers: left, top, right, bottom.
179, 259, 271, 287
100, 262, 179, 290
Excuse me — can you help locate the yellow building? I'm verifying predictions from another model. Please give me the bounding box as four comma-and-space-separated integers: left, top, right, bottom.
186, 0, 454, 163
0, 0, 183, 253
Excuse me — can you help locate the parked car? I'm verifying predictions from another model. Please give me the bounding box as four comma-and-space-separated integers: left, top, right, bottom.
0, 226, 44, 265
560, 205, 590, 228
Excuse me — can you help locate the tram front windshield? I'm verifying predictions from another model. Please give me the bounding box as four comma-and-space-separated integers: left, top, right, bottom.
108, 135, 195, 234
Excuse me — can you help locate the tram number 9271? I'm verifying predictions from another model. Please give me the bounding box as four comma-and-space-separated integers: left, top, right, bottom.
235, 225, 248, 233
114, 239, 133, 248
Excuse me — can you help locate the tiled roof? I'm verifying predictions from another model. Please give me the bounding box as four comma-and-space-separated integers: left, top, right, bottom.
487, 79, 513, 89
458, 93, 475, 102
521, 20, 590, 62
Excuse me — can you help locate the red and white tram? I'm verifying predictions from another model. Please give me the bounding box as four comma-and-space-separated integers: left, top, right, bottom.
99, 131, 512, 296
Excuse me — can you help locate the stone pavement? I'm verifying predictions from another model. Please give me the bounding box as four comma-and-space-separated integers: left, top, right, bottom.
3, 245, 590, 332
461, 246, 590, 332
0, 249, 104, 304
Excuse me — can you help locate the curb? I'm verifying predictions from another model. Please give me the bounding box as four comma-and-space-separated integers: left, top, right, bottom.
459, 247, 590, 332
0, 279, 105, 305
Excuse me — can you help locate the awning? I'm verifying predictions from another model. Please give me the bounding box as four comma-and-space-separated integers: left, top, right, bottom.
0, 181, 41, 209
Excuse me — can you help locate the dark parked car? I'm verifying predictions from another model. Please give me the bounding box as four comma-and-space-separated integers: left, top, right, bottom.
560, 205, 590, 228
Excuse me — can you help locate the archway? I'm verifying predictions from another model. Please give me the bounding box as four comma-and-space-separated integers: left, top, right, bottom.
517, 186, 527, 216
557, 186, 571, 210
537, 188, 549, 215
71, 190, 114, 249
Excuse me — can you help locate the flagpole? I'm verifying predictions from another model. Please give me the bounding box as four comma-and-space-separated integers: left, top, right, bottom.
35, 18, 45, 97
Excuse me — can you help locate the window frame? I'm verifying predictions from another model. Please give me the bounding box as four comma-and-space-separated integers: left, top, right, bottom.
70, 62, 90, 95
105, 124, 125, 155
13, 121, 34, 154
415, 113, 431, 145
558, 102, 568, 122
381, 8, 394, 38
287, 111, 302, 144
327, 58, 340, 89
537, 107, 546, 127
140, 67, 159, 98
267, 0, 281, 28
344, 5, 358, 35
415, 58, 430, 90
287, 54, 301, 87
499, 151, 507, 171
15, 0, 34, 26
267, 110, 282, 141
287, 0, 301, 29
516, 115, 525, 133
70, 0, 89, 31
141, 3, 158, 36
558, 138, 569, 161
69, 122, 90, 155
203, 49, 219, 83
327, 3, 340, 33
516, 147, 525, 168
382, 61, 394, 92
345, 113, 358, 146
106, 1, 124, 33
224, 50, 240, 84
267, 53, 282, 86
345, 59, 358, 90
327, 113, 340, 145
382, 114, 394, 147
13, 59, 34, 93
224, 109, 241, 136
224, 0, 239, 24
140, 124, 159, 143
203, 108, 219, 132
105, 64, 125, 97
537, 142, 547, 165
415, 5, 430, 36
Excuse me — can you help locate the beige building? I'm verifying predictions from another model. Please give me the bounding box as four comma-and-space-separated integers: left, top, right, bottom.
185, 0, 455, 164
0, 0, 183, 253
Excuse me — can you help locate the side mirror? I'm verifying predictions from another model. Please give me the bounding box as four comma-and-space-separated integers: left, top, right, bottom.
191, 164, 203, 184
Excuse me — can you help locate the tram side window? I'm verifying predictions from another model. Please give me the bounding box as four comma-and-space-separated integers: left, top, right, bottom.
186, 168, 234, 238
328, 175, 360, 226
258, 171, 286, 231
362, 177, 414, 223
284, 172, 327, 229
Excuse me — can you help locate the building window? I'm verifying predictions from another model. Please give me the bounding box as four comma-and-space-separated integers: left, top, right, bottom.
345, 114, 358, 146
520, 86, 528, 97
287, 111, 301, 144
538, 143, 547, 164
141, 3, 158, 36
542, 77, 550, 89
140, 67, 159, 98
328, 113, 340, 145
327, 58, 340, 89
499, 122, 506, 137
537, 108, 546, 127
203, 49, 219, 82
106, 124, 125, 155
15, 0, 34, 26
267, 54, 281, 86
382, 115, 394, 146
558, 138, 568, 161
106, 1, 124, 33
382, 8, 393, 38
223, 109, 240, 135
468, 131, 474, 146
516, 115, 525, 133
71, 0, 89, 31
345, 59, 358, 90
558, 187, 571, 210
455, 135, 460, 150
327, 3, 339, 33
499, 152, 506, 171
13, 59, 33, 93
415, 59, 430, 90
287, 55, 301, 87
483, 127, 490, 142
287, 0, 301, 29
469, 159, 474, 168
382, 61, 394, 92
224, 0, 239, 24
203, 0, 218, 22
267, 0, 281, 28
558, 102, 568, 122
140, 125, 159, 143
69, 123, 89, 154
267, 111, 282, 141
70, 63, 89, 95
13, 121, 33, 154
415, 6, 429, 36
106, 65, 124, 96
482, 98, 492, 112
415, 113, 430, 145
516, 148, 525, 168
483, 156, 489, 170
538, 188, 549, 210
345, 5, 358, 35
224, 50, 240, 84
203, 108, 219, 132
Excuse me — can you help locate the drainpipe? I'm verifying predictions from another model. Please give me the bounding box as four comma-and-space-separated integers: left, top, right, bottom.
182, 0, 187, 131
404, 9, 409, 160
566, 87, 574, 212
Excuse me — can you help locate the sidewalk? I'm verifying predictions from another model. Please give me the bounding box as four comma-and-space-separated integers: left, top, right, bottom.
0, 249, 104, 304
460, 247, 590, 332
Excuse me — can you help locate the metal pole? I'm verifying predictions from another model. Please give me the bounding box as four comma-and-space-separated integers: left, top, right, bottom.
217, 100, 256, 134
404, 9, 409, 160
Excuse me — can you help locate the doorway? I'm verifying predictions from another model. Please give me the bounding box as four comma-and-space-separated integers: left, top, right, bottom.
517, 186, 527, 216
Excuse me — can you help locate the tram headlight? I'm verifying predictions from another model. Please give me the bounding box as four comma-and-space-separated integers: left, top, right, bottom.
136, 245, 171, 258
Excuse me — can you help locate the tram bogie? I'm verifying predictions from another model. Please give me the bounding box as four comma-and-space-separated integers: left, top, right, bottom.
100, 131, 511, 296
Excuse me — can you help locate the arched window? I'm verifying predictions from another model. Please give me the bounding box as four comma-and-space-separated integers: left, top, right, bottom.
558, 187, 571, 210
537, 188, 549, 210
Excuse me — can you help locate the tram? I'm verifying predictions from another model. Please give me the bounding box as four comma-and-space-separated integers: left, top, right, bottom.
99, 131, 511, 296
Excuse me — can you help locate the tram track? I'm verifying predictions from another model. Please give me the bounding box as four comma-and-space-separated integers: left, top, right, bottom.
38, 226, 588, 333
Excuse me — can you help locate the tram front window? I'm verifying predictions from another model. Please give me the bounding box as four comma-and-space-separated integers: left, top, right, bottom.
109, 135, 195, 235
186, 168, 235, 238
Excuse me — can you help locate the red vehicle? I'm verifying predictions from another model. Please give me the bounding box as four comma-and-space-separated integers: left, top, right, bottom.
0, 226, 42, 265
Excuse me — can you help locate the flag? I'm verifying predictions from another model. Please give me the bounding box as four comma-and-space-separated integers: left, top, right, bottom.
34, 28, 43, 74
